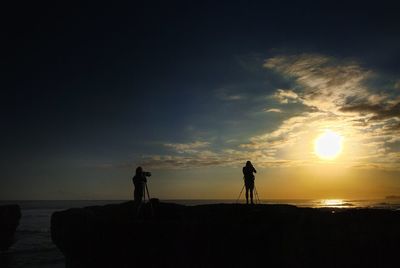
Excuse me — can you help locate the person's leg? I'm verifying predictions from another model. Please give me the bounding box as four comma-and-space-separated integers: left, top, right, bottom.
250, 183, 254, 204
134, 187, 139, 203
134, 186, 143, 203
245, 185, 249, 204
142, 185, 146, 202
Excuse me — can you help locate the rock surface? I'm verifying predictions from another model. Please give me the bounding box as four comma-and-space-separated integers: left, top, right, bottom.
51, 201, 400, 268
0, 204, 21, 251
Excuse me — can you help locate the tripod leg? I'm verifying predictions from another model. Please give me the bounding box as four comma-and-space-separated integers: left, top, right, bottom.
254, 186, 261, 204
254, 187, 258, 204
236, 184, 245, 203
255, 186, 258, 204
145, 182, 154, 216
145, 182, 151, 200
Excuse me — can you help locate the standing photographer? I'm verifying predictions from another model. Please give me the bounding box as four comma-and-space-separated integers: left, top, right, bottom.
242, 161, 257, 205
132, 166, 147, 203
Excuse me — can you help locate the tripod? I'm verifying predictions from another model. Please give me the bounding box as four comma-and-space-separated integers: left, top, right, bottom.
136, 181, 154, 216
236, 180, 261, 204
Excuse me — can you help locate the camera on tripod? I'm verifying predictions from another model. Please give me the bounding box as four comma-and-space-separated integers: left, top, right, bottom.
142, 171, 152, 177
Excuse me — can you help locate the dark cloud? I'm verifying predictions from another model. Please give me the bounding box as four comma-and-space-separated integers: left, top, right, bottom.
340, 102, 400, 120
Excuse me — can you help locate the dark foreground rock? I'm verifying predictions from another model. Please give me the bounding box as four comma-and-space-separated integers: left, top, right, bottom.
0, 205, 21, 251
51, 201, 400, 268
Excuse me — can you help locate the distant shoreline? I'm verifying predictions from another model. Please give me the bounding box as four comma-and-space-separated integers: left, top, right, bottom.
2, 199, 400, 210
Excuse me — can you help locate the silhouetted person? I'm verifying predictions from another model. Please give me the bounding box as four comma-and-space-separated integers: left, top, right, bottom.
132, 166, 147, 204
242, 161, 257, 204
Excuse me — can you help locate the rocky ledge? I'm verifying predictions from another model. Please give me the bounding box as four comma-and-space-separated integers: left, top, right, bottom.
0, 204, 21, 251
51, 201, 400, 268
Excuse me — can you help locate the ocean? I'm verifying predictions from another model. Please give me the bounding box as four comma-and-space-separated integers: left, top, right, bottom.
1, 199, 400, 268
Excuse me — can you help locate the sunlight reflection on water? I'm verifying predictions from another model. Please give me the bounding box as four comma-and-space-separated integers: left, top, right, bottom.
320, 199, 353, 208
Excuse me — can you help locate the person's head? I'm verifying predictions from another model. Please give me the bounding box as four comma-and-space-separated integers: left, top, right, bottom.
135, 166, 143, 176
246, 161, 252, 167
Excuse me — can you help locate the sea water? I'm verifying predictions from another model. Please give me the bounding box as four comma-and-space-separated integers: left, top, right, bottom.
0, 200, 122, 268
1, 199, 400, 267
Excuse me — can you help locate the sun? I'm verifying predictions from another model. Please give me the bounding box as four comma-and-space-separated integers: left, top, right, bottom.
314, 130, 343, 160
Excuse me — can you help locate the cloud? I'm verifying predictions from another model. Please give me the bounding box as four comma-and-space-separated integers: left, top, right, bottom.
264, 54, 373, 112
164, 141, 210, 153
131, 53, 400, 171
265, 108, 283, 113
253, 53, 400, 169
274, 89, 299, 104
395, 80, 400, 90
215, 88, 246, 101
224, 95, 244, 101
139, 148, 290, 170
340, 102, 400, 120
241, 112, 324, 150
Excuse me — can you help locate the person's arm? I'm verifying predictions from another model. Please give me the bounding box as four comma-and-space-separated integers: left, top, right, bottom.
253, 166, 257, 173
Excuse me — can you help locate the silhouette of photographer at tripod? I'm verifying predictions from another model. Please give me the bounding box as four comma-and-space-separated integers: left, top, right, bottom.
132, 166, 147, 204
243, 161, 257, 205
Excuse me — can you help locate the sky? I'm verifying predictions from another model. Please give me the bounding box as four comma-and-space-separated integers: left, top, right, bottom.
2, 1, 400, 200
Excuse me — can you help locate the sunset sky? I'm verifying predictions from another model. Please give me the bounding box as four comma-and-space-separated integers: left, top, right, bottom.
2, 1, 400, 200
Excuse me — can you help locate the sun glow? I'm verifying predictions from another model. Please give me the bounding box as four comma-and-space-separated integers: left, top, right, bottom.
322, 199, 344, 206
314, 130, 343, 160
